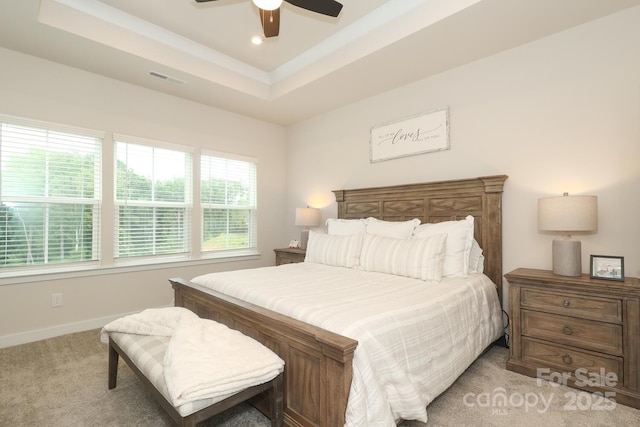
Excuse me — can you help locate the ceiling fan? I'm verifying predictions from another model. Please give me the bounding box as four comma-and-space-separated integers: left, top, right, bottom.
195, 0, 343, 38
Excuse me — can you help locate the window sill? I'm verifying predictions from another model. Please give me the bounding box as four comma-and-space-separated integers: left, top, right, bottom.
0, 252, 261, 286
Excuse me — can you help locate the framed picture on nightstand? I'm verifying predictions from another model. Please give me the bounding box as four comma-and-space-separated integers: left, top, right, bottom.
590, 255, 624, 281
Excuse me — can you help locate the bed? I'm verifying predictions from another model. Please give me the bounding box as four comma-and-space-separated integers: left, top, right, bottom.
170, 174, 507, 426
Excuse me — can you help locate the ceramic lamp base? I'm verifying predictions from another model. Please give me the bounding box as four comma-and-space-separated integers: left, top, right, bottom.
552, 239, 582, 276
300, 230, 310, 250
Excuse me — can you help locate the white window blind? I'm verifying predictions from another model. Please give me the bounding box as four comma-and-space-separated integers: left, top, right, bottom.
114, 138, 192, 260
201, 152, 257, 254
0, 119, 102, 269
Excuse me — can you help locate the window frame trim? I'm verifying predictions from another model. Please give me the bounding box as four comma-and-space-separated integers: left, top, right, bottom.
200, 151, 258, 255
0, 116, 103, 269
0, 115, 262, 279
113, 135, 194, 261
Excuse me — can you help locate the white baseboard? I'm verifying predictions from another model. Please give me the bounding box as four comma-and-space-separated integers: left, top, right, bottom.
0, 307, 169, 349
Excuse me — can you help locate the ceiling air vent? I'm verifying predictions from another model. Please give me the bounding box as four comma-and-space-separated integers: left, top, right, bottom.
147, 71, 186, 85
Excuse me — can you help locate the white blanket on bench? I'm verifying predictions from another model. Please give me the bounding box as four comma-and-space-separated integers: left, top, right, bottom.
102, 307, 284, 407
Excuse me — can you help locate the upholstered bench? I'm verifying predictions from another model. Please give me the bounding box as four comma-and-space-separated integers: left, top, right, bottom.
105, 311, 284, 427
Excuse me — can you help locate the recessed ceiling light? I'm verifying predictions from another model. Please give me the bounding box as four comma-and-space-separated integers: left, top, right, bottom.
251, 35, 264, 45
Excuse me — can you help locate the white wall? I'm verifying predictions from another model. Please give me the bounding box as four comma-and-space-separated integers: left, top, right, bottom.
0, 48, 287, 346
285, 7, 640, 304
3, 7, 640, 346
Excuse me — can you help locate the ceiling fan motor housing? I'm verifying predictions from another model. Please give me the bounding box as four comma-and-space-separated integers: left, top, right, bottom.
195, 0, 343, 38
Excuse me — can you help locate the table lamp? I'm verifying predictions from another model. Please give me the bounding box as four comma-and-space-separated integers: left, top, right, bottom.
295, 207, 320, 249
538, 193, 598, 276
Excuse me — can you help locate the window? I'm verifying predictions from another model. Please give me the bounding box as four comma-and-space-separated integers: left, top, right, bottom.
0, 113, 259, 279
201, 152, 257, 255
0, 117, 102, 270
114, 136, 192, 261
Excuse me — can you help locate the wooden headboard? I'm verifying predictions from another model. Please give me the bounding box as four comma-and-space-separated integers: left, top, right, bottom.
333, 175, 508, 303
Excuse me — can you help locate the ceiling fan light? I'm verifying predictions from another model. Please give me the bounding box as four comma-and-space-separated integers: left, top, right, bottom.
252, 0, 283, 11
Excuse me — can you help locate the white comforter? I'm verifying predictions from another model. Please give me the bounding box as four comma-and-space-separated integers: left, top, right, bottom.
101, 307, 284, 408
191, 262, 503, 426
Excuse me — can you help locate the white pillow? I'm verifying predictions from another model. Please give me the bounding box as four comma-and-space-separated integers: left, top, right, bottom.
359, 233, 447, 281
411, 215, 474, 277
304, 230, 363, 268
365, 217, 421, 238
326, 218, 366, 235
468, 239, 484, 274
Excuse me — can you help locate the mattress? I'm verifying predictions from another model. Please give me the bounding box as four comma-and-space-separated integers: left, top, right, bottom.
191, 262, 503, 426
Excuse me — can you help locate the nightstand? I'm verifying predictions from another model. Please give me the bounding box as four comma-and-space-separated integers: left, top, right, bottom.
506, 268, 640, 409
274, 248, 306, 265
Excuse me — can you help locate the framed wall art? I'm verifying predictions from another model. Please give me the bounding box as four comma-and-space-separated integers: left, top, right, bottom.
590, 255, 624, 281
370, 107, 449, 162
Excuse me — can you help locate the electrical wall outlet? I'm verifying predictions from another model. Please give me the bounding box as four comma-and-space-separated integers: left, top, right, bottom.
51, 293, 63, 308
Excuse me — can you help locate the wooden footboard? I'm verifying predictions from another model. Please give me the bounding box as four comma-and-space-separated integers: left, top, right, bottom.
170, 278, 358, 427
169, 175, 507, 426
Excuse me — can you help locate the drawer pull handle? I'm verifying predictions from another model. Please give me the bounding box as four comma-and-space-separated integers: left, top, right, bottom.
563, 299, 570, 307
563, 354, 573, 365
563, 325, 573, 335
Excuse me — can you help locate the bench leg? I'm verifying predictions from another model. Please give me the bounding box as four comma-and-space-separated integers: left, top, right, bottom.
107, 333, 284, 427
108, 339, 119, 389
270, 373, 284, 427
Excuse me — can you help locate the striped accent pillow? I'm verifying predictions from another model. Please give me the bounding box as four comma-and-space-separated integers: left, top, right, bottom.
305, 230, 363, 268
360, 233, 447, 281
411, 215, 474, 277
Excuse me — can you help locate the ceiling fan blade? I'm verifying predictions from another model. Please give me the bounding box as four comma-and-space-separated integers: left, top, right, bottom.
285, 0, 343, 17
259, 8, 280, 38
194, 0, 220, 3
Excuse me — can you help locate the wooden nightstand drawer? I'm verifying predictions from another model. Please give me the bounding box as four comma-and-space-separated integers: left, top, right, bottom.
274, 248, 306, 265
506, 268, 640, 408
522, 338, 623, 382
522, 310, 623, 355
521, 288, 622, 322
278, 255, 302, 265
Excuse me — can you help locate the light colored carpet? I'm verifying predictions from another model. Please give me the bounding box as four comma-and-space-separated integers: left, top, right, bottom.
0, 329, 638, 426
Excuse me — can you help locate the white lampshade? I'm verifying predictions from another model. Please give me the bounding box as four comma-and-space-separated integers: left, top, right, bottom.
538, 193, 598, 233
295, 207, 320, 228
538, 193, 598, 277
253, 0, 283, 11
